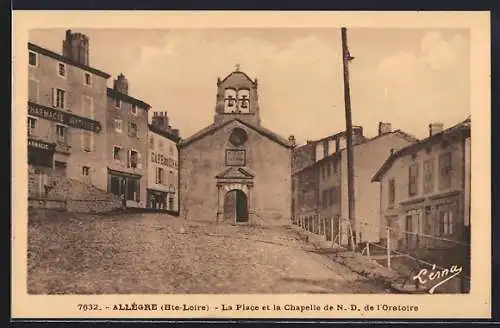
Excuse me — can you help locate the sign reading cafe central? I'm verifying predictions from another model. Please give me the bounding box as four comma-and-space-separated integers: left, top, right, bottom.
151, 152, 178, 169
28, 102, 102, 133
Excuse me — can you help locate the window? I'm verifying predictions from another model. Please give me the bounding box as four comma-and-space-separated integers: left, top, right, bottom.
128, 150, 139, 169
388, 178, 396, 205
82, 131, 94, 152
423, 159, 435, 194
168, 196, 174, 211
439, 210, 454, 236
113, 146, 122, 161
132, 105, 138, 115
224, 89, 237, 113
28, 79, 39, 102
439, 152, 452, 189
156, 167, 164, 184
126, 178, 140, 201
408, 163, 419, 196
84, 72, 92, 85
229, 128, 248, 146
109, 175, 121, 195
52, 88, 66, 109
322, 166, 326, 181
83, 96, 94, 119
129, 122, 138, 137
326, 162, 331, 178
159, 140, 164, 151
114, 98, 121, 108
56, 124, 66, 143
149, 136, 154, 149
113, 118, 122, 133
332, 160, 338, 174
57, 62, 66, 77
29, 51, 37, 66
327, 188, 333, 206
82, 166, 90, 176
27, 117, 37, 136
331, 186, 340, 205
322, 189, 328, 208
323, 140, 329, 157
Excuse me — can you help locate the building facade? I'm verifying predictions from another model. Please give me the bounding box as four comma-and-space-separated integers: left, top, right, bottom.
179, 67, 294, 225
105, 74, 150, 208
292, 122, 417, 245
27, 30, 110, 195
372, 118, 471, 251
147, 111, 181, 213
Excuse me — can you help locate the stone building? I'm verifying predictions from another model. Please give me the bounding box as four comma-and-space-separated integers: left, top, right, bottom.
292, 123, 417, 245
147, 111, 181, 213
372, 118, 471, 251
179, 67, 294, 225
106, 74, 150, 208
27, 30, 110, 195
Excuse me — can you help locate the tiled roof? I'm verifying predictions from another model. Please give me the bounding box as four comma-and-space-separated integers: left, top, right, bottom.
371, 118, 471, 182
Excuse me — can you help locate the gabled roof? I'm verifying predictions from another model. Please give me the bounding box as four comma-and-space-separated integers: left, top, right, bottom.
371, 118, 471, 182
179, 118, 293, 149
216, 166, 255, 179
218, 70, 256, 86
292, 128, 419, 176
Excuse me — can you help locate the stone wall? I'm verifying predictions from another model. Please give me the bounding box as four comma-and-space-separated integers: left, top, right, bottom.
180, 120, 291, 225
28, 169, 122, 213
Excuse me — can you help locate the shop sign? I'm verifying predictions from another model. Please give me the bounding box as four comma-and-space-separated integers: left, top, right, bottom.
28, 101, 102, 133
28, 138, 55, 151
150, 152, 178, 169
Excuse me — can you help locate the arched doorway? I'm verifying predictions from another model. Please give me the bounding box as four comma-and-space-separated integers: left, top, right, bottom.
223, 189, 249, 223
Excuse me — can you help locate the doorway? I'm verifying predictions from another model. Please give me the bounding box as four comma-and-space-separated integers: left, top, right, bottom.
224, 189, 248, 223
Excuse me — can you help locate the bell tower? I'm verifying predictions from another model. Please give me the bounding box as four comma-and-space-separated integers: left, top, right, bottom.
214, 65, 261, 126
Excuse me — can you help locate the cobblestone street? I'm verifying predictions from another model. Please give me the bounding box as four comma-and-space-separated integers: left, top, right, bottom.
28, 211, 388, 294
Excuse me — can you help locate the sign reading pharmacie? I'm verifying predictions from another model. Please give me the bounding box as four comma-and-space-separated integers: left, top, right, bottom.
28, 102, 102, 133
28, 138, 56, 151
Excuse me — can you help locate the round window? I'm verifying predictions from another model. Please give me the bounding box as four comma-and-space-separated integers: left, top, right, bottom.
229, 128, 248, 146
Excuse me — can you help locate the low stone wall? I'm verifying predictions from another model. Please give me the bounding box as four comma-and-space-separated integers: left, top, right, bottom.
66, 199, 123, 213
28, 198, 67, 211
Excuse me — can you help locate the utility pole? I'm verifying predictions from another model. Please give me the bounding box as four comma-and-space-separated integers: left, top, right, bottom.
341, 27, 357, 251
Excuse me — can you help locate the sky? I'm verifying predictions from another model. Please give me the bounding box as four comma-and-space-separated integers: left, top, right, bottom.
29, 28, 470, 145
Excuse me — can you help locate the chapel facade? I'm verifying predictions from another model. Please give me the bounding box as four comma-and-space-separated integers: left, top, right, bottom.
178, 67, 294, 225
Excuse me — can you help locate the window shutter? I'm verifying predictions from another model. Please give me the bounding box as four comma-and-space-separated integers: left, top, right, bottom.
51, 88, 56, 107
127, 150, 131, 168
137, 152, 142, 169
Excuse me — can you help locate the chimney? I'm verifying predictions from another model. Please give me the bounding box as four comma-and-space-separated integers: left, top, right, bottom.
288, 135, 296, 148
378, 122, 392, 135
151, 111, 170, 131
62, 29, 90, 66
113, 73, 129, 95
429, 122, 444, 137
